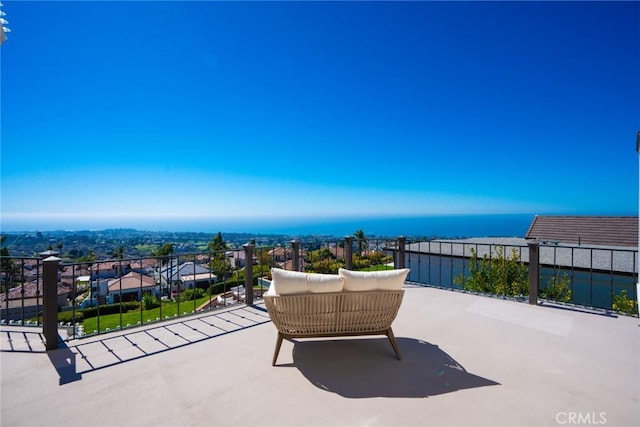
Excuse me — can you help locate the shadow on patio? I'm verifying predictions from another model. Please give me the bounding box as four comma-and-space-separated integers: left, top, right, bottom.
1, 304, 271, 386
288, 336, 499, 398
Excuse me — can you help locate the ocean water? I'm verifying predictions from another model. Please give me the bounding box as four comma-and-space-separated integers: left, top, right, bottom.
156, 213, 536, 238
1, 213, 536, 239
288, 214, 536, 238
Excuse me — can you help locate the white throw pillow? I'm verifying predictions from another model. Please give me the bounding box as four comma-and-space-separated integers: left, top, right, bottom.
270, 268, 309, 295
339, 268, 410, 291
306, 273, 344, 293
338, 269, 378, 291
375, 268, 410, 290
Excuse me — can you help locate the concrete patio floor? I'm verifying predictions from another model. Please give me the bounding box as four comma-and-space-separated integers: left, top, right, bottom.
1, 285, 639, 427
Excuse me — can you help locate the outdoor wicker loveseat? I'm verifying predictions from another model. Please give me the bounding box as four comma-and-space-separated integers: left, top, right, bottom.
263, 267, 410, 366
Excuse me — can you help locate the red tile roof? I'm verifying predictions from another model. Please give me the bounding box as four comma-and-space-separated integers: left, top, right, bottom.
108, 271, 156, 292
0, 282, 70, 302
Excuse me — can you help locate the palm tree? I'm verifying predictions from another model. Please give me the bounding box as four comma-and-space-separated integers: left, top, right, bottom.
354, 229, 366, 254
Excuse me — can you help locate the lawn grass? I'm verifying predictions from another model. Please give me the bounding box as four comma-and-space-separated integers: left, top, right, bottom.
359, 264, 394, 271
82, 295, 212, 334
80, 285, 269, 334
133, 243, 159, 253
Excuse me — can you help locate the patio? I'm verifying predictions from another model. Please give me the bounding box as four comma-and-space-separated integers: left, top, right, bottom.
1, 284, 638, 427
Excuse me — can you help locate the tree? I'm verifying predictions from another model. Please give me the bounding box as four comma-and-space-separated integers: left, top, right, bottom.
77, 250, 97, 265
208, 232, 230, 281
0, 237, 18, 292
209, 256, 232, 282
1, 245, 12, 269
153, 242, 174, 257
305, 247, 343, 274
153, 243, 175, 266
208, 232, 227, 252
112, 245, 125, 259
354, 229, 367, 254
257, 248, 274, 268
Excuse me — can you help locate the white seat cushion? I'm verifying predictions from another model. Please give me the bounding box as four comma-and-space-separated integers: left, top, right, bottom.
338, 268, 410, 291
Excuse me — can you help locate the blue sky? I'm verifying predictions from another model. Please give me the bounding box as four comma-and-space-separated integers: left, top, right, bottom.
1, 1, 639, 232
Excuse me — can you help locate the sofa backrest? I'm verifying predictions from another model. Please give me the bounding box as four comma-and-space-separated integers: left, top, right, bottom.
268, 268, 343, 295
267, 267, 410, 296
264, 290, 405, 335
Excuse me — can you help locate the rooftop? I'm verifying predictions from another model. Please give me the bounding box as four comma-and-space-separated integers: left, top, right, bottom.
525, 215, 638, 247
1, 285, 639, 427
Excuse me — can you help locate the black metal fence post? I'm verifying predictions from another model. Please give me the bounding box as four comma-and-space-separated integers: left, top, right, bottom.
344, 237, 353, 270
243, 243, 254, 306
528, 241, 539, 305
397, 237, 406, 269
42, 256, 61, 351
291, 240, 300, 272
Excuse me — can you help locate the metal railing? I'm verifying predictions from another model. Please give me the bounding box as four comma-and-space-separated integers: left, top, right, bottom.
0, 237, 399, 343
1, 236, 638, 350
404, 239, 638, 311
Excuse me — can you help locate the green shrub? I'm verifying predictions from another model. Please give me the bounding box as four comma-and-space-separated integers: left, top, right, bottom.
612, 290, 639, 315
58, 310, 85, 323
539, 273, 572, 302
142, 293, 160, 310
58, 301, 141, 323
306, 258, 345, 274
208, 283, 225, 295
81, 302, 140, 319
178, 288, 205, 302
352, 253, 392, 270
454, 247, 528, 297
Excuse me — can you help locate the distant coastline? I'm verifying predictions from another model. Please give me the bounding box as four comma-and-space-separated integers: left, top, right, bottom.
1, 213, 536, 239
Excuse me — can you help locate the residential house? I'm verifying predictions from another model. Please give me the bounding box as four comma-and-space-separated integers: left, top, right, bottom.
90, 262, 132, 280
0, 279, 70, 321
160, 261, 215, 295
269, 247, 291, 263
225, 249, 258, 268
107, 271, 158, 304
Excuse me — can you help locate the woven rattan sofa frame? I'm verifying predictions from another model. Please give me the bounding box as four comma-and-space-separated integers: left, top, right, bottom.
264, 290, 404, 366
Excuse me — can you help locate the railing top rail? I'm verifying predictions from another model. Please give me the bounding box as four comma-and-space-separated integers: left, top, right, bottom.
404, 238, 638, 253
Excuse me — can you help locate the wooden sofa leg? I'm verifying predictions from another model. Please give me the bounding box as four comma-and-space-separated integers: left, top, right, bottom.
386, 328, 402, 360
272, 332, 284, 366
